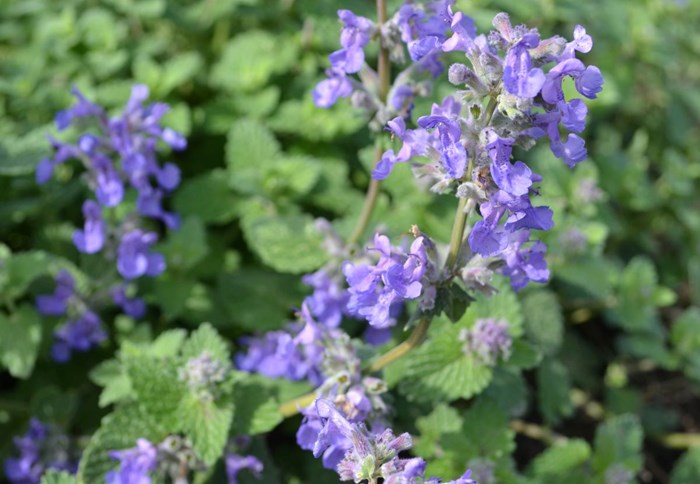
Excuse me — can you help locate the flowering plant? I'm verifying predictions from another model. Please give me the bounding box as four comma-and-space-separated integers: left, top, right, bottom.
1, 0, 698, 483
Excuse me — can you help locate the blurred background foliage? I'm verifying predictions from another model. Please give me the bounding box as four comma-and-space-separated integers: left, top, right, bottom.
1, 0, 700, 482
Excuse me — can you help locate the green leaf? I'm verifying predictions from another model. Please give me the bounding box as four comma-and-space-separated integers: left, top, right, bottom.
506, 340, 542, 370
414, 403, 463, 456
4, 250, 51, 300
77, 403, 165, 483
537, 358, 574, 425
211, 31, 297, 92
0, 129, 50, 176
216, 269, 304, 331
398, 330, 493, 403
522, 290, 564, 355
458, 277, 524, 337
671, 447, 700, 484
242, 214, 328, 274
435, 283, 474, 323
160, 51, 203, 94
178, 394, 234, 465
671, 307, 700, 357
607, 257, 660, 332
181, 323, 230, 363
150, 329, 188, 357
41, 470, 77, 484
531, 439, 591, 477
269, 98, 365, 141
124, 353, 186, 429
0, 304, 42, 378
173, 169, 238, 224
592, 414, 643, 476
231, 378, 283, 435
159, 217, 208, 271
90, 359, 132, 407
152, 277, 196, 319
226, 119, 280, 194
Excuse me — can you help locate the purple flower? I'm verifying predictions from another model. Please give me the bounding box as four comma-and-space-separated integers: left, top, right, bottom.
313, 70, 353, 108
302, 270, 348, 328
4, 419, 76, 484
225, 454, 263, 484
460, 318, 512, 364
136, 186, 180, 229
36, 271, 75, 316
36, 158, 54, 184
417, 114, 466, 179
55, 86, 104, 130
344, 234, 428, 328
442, 10, 477, 53
52, 310, 106, 362
106, 439, 158, 484
111, 286, 146, 319
116, 230, 166, 280
235, 311, 325, 385
500, 230, 550, 290
73, 200, 106, 254
503, 32, 545, 98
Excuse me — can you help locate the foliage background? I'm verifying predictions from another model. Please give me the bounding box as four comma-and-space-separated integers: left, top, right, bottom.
1, 0, 700, 482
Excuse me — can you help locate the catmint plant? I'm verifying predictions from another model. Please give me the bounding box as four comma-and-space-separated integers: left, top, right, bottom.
35, 85, 186, 361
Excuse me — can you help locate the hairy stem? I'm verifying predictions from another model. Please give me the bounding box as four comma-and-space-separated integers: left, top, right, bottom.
347, 0, 391, 246
444, 196, 470, 271
347, 145, 383, 247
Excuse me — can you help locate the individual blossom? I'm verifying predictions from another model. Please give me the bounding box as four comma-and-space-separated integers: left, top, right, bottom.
4, 419, 77, 484
52, 310, 107, 362
36, 270, 75, 316
111, 285, 146, 319
226, 454, 264, 484
116, 230, 166, 280
72, 200, 106, 254
106, 438, 158, 484
459, 318, 512, 365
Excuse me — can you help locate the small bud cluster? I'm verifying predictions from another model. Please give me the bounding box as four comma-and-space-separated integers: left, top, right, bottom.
178, 351, 230, 401
35, 85, 186, 361
4, 419, 78, 484
459, 318, 512, 365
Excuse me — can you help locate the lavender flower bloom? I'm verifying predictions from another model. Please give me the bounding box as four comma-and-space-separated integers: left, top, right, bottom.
106, 438, 158, 484
36, 271, 75, 316
313, 70, 354, 108
72, 200, 106, 254
116, 230, 166, 280
460, 318, 512, 365
500, 230, 550, 290
52, 310, 106, 362
302, 270, 349, 328
55, 86, 104, 130
111, 286, 146, 319
226, 454, 263, 484
235, 305, 326, 385
4, 419, 76, 484
305, 399, 474, 483
344, 234, 428, 328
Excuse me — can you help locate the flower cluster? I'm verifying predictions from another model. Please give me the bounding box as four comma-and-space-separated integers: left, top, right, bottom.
344, 233, 436, 328
107, 435, 206, 484
459, 318, 512, 365
303, 399, 475, 484
225, 436, 264, 484
4, 419, 77, 484
35, 85, 186, 361
360, 7, 602, 291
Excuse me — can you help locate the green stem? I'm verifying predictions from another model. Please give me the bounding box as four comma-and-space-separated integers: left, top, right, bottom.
366, 318, 431, 372
346, 0, 391, 246
347, 145, 383, 247
444, 196, 469, 271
